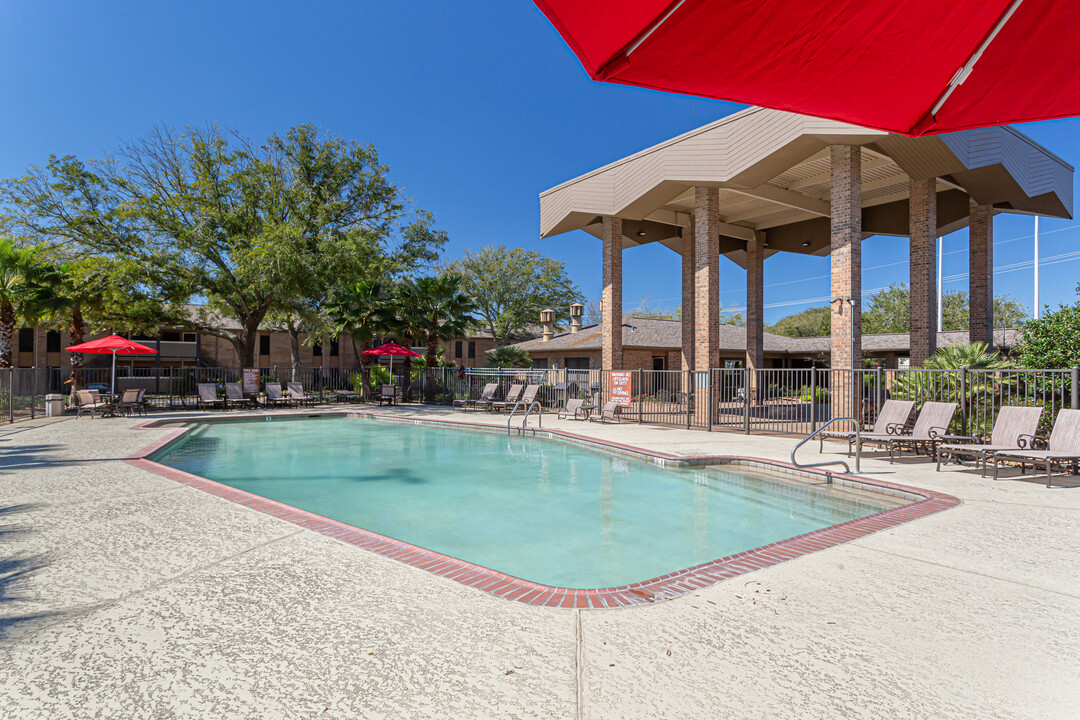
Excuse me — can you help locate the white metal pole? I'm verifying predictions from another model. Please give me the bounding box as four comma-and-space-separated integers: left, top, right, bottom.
110, 351, 117, 395
937, 236, 944, 330
1034, 216, 1041, 319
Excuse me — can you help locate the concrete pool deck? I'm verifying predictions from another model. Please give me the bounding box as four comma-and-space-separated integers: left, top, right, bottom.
1, 405, 1078, 718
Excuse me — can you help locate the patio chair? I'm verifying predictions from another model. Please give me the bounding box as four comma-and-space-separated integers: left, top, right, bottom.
264, 383, 291, 408
557, 398, 585, 420
287, 382, 318, 407
73, 389, 110, 419
819, 399, 915, 456
489, 384, 524, 412
115, 388, 145, 417
224, 383, 251, 410
457, 383, 497, 411
502, 384, 540, 414
589, 401, 620, 423
379, 384, 396, 406
856, 401, 957, 463
197, 383, 225, 411
936, 406, 1044, 476
992, 409, 1080, 488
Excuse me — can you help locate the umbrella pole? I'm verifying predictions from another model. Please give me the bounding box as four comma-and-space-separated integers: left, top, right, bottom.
110, 351, 117, 395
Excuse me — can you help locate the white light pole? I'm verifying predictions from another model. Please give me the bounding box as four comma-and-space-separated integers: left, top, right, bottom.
937, 236, 943, 330
1034, 216, 1040, 319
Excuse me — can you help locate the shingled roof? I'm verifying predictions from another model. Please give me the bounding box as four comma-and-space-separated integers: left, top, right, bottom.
503, 317, 1019, 356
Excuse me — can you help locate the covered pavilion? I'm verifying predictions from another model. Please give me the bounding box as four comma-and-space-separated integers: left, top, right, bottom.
539, 107, 1073, 372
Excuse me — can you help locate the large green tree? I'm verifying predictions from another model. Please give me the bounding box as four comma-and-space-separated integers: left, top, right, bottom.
1018, 284, 1080, 369
6, 126, 447, 368
443, 245, 583, 346
862, 283, 1027, 334
766, 306, 831, 338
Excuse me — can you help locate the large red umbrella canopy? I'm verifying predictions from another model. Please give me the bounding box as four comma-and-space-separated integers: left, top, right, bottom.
361, 342, 422, 358
533, 0, 1080, 136
66, 335, 159, 355
66, 335, 158, 396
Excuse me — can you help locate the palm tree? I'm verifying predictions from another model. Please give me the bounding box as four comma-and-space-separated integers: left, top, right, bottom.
398, 275, 477, 369
0, 239, 70, 368
923, 342, 1011, 370
326, 279, 394, 400
486, 345, 531, 369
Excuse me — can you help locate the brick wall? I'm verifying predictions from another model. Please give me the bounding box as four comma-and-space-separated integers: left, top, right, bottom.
602, 216, 623, 369
694, 187, 720, 372
969, 200, 994, 347
746, 233, 765, 369
909, 178, 938, 366
829, 145, 862, 370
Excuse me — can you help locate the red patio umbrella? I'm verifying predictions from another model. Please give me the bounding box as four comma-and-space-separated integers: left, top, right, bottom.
533, 0, 1080, 136
361, 342, 421, 380
66, 334, 158, 395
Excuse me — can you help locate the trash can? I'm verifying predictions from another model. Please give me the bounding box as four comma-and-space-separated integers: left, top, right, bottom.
45, 394, 64, 417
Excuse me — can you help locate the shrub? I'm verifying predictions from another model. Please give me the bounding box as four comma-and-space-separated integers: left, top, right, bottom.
485, 345, 532, 369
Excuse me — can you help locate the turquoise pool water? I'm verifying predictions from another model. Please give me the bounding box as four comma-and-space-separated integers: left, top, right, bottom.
155, 417, 898, 588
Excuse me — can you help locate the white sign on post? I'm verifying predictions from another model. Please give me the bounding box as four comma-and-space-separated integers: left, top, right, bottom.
610, 371, 633, 407
242, 368, 260, 395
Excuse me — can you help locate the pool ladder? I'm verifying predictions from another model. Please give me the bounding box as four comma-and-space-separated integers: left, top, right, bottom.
507, 398, 543, 435
790, 416, 860, 479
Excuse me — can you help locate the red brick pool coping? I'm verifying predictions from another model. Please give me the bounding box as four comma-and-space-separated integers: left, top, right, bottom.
125, 412, 960, 609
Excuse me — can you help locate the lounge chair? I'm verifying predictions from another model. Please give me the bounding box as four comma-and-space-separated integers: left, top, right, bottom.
115, 388, 145, 417
992, 409, 1080, 487
74, 389, 110, 419
557, 398, 585, 420
819, 399, 915, 455
265, 383, 291, 408
379, 384, 396, 406
589, 401, 621, 423
856, 401, 957, 462
489, 384, 524, 412
501, 384, 540, 413
936, 406, 1044, 476
197, 383, 225, 411
287, 382, 317, 406
457, 383, 497, 411
224, 383, 250, 410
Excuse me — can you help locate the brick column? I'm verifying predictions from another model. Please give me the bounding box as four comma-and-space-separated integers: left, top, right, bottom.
746, 232, 764, 370
969, 200, 994, 347
680, 220, 695, 372
830, 145, 862, 420
694, 187, 720, 372
909, 178, 937, 366
830, 145, 862, 369
602, 216, 623, 369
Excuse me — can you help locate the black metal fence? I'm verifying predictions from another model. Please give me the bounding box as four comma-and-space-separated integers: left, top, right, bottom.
5, 364, 1079, 439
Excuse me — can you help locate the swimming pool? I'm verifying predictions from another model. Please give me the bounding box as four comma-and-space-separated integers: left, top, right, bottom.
151, 416, 903, 589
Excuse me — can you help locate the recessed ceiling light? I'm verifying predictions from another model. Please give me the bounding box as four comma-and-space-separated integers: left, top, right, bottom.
802, 241, 811, 247
637, 230, 646, 237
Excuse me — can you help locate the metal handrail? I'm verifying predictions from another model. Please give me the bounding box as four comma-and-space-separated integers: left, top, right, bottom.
522, 400, 543, 431
507, 398, 543, 434
791, 416, 860, 476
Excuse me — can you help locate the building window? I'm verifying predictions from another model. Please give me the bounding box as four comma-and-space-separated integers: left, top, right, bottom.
259, 334, 270, 356
468, 341, 475, 359
46, 331, 61, 353
18, 328, 34, 353
183, 333, 197, 343
532, 358, 548, 369
162, 331, 181, 341
312, 343, 322, 357
652, 357, 665, 371
455, 340, 462, 359
330, 339, 339, 357
565, 357, 590, 370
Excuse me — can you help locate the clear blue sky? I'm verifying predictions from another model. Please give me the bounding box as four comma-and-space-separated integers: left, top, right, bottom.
1, 1, 1077, 324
